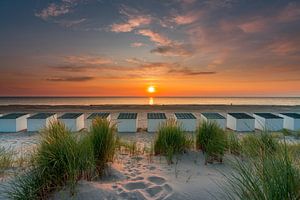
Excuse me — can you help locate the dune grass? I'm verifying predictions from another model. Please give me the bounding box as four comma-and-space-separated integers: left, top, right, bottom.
5, 117, 117, 199
226, 131, 241, 155
116, 139, 139, 156
89, 117, 116, 174
0, 147, 13, 174
286, 143, 300, 167
221, 141, 300, 200
241, 132, 278, 158
196, 121, 227, 164
154, 119, 191, 164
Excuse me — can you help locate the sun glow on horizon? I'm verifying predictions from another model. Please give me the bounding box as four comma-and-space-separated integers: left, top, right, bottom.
147, 86, 156, 94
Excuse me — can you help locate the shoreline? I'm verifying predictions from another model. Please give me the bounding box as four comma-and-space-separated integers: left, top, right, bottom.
0, 104, 300, 113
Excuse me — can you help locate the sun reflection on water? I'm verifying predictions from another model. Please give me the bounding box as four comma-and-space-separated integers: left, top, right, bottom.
149, 97, 154, 105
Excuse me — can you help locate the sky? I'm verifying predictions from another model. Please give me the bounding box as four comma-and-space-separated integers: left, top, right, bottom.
0, 0, 300, 97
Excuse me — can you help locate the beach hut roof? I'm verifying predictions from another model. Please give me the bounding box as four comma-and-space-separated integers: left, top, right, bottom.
88, 113, 110, 119
175, 113, 196, 119
147, 113, 166, 119
0, 113, 28, 119
254, 113, 282, 119
201, 112, 225, 119
228, 113, 254, 119
59, 113, 83, 119
28, 113, 56, 119
118, 113, 137, 119
280, 113, 300, 119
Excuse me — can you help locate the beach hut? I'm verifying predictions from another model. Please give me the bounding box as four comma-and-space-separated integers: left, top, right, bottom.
27, 113, 57, 132
117, 113, 137, 133
147, 113, 167, 133
58, 113, 84, 132
0, 113, 30, 132
253, 113, 283, 131
200, 112, 226, 129
278, 113, 300, 131
86, 112, 111, 130
227, 113, 255, 132
174, 113, 197, 132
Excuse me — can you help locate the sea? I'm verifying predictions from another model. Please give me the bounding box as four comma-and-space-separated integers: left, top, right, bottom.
0, 97, 299, 106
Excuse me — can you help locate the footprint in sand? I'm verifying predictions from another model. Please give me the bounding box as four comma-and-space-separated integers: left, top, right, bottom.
117, 188, 123, 193
131, 176, 144, 181
123, 181, 147, 190
147, 176, 166, 185
130, 173, 136, 177
135, 171, 141, 175
148, 166, 156, 171
162, 184, 172, 192
112, 185, 118, 189
145, 185, 163, 197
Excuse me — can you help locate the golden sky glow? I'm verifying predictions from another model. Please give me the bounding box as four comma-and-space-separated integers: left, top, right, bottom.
0, 0, 300, 96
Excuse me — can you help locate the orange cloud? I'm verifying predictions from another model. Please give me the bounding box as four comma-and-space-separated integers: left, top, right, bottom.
268, 40, 298, 56
111, 16, 151, 32
130, 42, 146, 47
238, 18, 267, 33
137, 29, 171, 46
110, 5, 151, 32
173, 11, 201, 25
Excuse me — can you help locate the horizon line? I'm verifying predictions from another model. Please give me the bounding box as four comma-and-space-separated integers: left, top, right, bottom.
0, 96, 299, 98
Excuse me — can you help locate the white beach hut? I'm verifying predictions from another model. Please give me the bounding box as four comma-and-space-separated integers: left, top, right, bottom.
86, 112, 111, 130
0, 113, 30, 132
58, 113, 84, 132
117, 113, 138, 133
227, 113, 255, 132
147, 113, 167, 133
174, 113, 197, 132
200, 112, 226, 129
27, 113, 57, 132
278, 113, 300, 131
253, 113, 283, 131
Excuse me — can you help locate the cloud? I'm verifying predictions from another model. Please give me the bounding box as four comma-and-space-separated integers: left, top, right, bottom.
35, 0, 82, 20
50, 54, 215, 80
130, 42, 146, 47
137, 29, 171, 46
110, 6, 151, 32
137, 29, 194, 57
168, 67, 216, 76
46, 76, 94, 82
173, 11, 201, 25
125, 58, 145, 65
204, 0, 237, 9
49, 55, 116, 73
63, 55, 113, 65
180, 0, 196, 4
278, 2, 300, 22
111, 16, 151, 32
35, 3, 70, 20
268, 40, 298, 56
150, 44, 194, 57
55, 18, 86, 27
238, 18, 267, 33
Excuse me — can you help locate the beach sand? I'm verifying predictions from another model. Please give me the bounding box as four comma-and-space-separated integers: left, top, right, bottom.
51, 132, 229, 200
0, 130, 230, 200
0, 104, 300, 199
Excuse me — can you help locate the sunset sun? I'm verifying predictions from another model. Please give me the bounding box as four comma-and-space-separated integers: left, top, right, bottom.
147, 86, 156, 94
